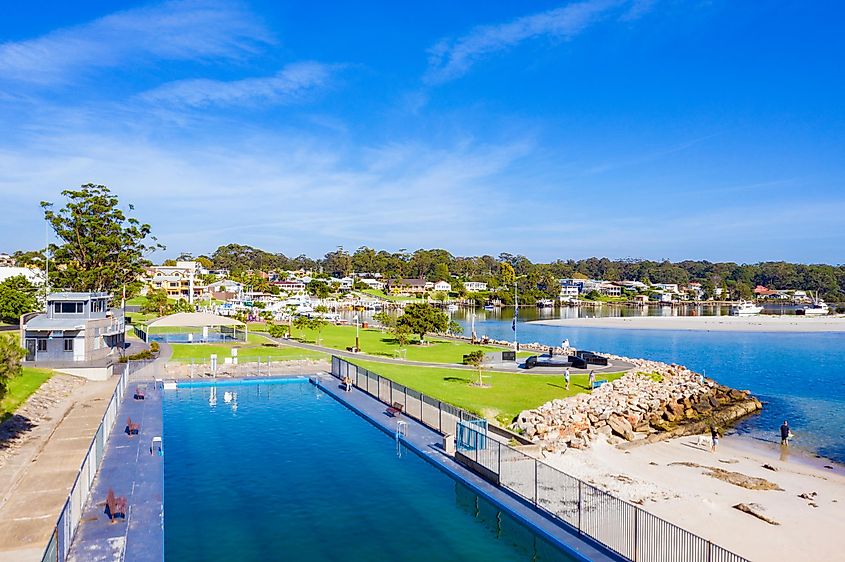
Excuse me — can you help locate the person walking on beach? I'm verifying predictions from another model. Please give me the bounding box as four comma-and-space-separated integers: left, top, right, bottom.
588, 370, 595, 389
780, 420, 791, 446
564, 367, 570, 391
710, 425, 720, 452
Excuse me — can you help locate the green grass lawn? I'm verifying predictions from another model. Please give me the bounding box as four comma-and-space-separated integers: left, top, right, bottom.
1, 367, 53, 421
169, 333, 328, 363
359, 289, 423, 302
288, 323, 523, 364
348, 359, 623, 425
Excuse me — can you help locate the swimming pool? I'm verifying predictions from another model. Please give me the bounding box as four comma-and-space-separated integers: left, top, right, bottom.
163, 379, 578, 561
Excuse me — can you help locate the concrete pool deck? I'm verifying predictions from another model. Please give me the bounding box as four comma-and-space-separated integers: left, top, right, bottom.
66, 381, 163, 562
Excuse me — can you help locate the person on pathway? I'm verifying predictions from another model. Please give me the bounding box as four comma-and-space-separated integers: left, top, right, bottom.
588, 370, 596, 389
780, 421, 791, 446
564, 367, 570, 391
710, 425, 720, 453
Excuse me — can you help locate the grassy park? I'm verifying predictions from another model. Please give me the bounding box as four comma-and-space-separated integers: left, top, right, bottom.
348, 359, 623, 424
169, 333, 328, 363
287, 323, 524, 364
1, 367, 53, 421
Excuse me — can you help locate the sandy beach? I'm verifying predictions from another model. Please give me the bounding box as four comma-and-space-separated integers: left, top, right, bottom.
544, 434, 845, 561
532, 315, 845, 332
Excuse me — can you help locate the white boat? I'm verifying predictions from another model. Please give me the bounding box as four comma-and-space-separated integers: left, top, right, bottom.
446, 304, 459, 312
730, 301, 763, 316
797, 299, 830, 316
536, 299, 554, 308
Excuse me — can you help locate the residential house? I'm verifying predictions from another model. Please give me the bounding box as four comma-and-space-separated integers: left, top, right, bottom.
463, 281, 488, 292
0, 253, 15, 267
386, 278, 428, 295
433, 280, 452, 292
359, 278, 385, 291
21, 292, 124, 364
272, 280, 306, 294
147, 261, 206, 303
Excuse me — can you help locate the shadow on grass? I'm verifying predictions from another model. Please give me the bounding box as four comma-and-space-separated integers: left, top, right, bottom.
443, 377, 471, 384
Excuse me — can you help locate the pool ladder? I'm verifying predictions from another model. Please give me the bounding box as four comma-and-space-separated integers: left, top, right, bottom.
395, 421, 408, 458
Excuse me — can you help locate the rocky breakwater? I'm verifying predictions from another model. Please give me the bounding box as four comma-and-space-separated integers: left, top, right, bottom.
512, 362, 762, 451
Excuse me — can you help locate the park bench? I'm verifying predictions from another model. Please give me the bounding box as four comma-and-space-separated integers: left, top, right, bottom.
591, 379, 608, 389
133, 386, 145, 400
105, 489, 127, 522
126, 417, 140, 436
387, 402, 404, 417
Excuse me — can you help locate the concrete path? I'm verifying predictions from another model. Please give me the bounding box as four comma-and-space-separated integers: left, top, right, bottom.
66, 377, 163, 562
0, 378, 117, 562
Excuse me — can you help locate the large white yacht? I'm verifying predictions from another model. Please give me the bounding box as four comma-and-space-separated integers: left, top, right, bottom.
730, 300, 763, 316
797, 299, 830, 316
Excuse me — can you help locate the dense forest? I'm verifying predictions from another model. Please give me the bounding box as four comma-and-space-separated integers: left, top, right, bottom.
200, 245, 845, 302
11, 244, 844, 301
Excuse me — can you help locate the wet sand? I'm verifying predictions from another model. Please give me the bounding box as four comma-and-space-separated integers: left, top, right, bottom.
532, 315, 845, 332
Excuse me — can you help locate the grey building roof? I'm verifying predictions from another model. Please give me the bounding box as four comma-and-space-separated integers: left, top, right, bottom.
25, 315, 86, 330
48, 292, 110, 301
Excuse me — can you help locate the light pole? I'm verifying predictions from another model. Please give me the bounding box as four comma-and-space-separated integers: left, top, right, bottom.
354, 313, 360, 352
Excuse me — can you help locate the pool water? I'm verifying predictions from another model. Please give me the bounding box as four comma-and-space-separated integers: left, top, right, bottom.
163, 380, 576, 561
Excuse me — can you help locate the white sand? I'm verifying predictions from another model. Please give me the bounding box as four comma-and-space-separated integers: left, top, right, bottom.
544, 435, 845, 561
532, 315, 845, 332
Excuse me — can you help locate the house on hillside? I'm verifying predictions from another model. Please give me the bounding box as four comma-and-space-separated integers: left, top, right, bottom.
146, 261, 206, 303
359, 278, 385, 291
464, 281, 488, 292
20, 292, 124, 366
433, 280, 452, 292
386, 278, 428, 295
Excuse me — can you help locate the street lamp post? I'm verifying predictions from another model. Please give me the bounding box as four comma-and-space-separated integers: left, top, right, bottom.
354, 313, 360, 352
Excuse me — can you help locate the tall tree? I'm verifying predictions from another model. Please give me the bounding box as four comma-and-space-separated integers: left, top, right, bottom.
396, 303, 448, 343
41, 184, 164, 293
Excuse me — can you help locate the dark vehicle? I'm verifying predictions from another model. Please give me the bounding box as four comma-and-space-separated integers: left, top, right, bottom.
524, 354, 588, 369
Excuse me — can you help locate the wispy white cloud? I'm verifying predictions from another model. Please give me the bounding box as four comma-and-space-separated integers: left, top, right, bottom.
0, 0, 271, 85
425, 0, 622, 84
424, 0, 665, 84
138, 62, 338, 107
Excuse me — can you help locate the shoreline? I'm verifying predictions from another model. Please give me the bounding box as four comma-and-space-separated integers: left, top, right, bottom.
531, 315, 845, 333
545, 431, 845, 561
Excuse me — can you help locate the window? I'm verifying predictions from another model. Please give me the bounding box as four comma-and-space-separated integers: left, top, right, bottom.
37, 339, 47, 352
55, 302, 84, 313
90, 299, 105, 313
64, 338, 74, 352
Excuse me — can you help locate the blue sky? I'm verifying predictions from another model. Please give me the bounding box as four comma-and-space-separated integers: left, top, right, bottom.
1, 0, 843, 263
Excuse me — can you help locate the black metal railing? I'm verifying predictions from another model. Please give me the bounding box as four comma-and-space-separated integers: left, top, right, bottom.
329, 356, 748, 562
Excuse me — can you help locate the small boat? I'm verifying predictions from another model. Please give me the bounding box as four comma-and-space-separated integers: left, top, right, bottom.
536, 299, 554, 308
797, 298, 830, 316
483, 304, 496, 310
446, 304, 459, 312
730, 301, 763, 316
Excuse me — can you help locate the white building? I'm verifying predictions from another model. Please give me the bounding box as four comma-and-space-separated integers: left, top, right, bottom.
359, 278, 385, 291
0, 266, 44, 285
146, 261, 206, 303
464, 281, 488, 292
433, 280, 452, 292
651, 283, 680, 294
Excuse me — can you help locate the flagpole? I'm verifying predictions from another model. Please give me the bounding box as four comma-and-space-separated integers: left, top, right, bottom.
513, 279, 518, 352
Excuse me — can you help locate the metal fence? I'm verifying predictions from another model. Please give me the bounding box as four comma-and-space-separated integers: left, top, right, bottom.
38, 361, 148, 562
159, 356, 326, 380
329, 356, 748, 562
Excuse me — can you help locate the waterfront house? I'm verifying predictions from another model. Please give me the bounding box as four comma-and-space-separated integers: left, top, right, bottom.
359, 278, 385, 291
272, 279, 306, 294
463, 281, 488, 292
21, 292, 124, 365
433, 280, 452, 292
387, 278, 428, 295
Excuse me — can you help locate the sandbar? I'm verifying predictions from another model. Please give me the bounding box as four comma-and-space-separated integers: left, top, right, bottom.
532, 315, 845, 332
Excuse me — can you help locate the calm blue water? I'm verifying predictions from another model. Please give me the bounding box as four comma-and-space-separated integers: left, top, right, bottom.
163, 380, 576, 561
455, 311, 845, 463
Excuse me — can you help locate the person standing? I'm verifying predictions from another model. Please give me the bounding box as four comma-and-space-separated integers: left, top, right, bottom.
564, 367, 570, 391
780, 421, 791, 446
710, 425, 720, 453
588, 370, 595, 389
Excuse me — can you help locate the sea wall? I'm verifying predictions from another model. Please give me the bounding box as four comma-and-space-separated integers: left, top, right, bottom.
512, 359, 762, 451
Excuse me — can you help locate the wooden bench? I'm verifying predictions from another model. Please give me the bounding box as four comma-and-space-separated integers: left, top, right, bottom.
126, 417, 140, 436
133, 386, 145, 400
105, 489, 127, 522
386, 402, 403, 417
